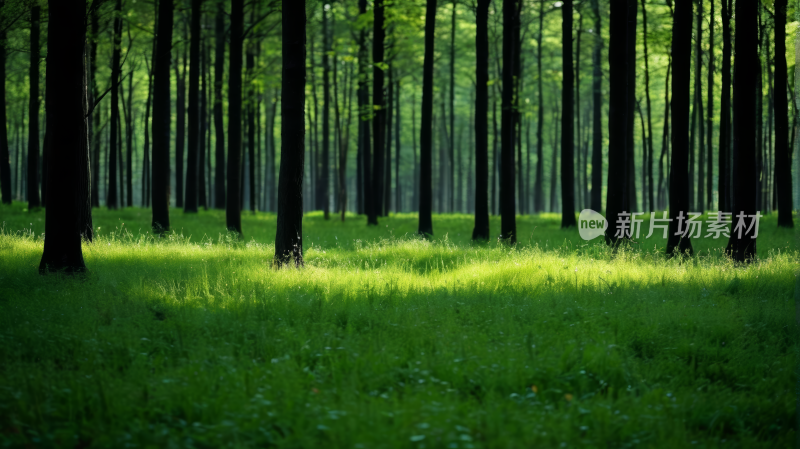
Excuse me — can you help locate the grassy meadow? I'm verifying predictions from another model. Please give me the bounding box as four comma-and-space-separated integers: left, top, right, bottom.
0, 202, 797, 448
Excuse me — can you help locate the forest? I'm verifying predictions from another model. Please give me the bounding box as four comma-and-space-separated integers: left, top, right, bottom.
0, 0, 797, 446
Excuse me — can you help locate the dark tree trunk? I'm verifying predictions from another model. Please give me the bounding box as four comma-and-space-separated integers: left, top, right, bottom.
605, 0, 631, 245
125, 63, 134, 208
658, 60, 670, 210
90, 8, 100, 208
27, 5, 41, 209
625, 0, 637, 213
142, 15, 155, 208
274, 0, 306, 267
151, 0, 173, 232
641, 0, 654, 212
449, 1, 456, 214
666, 0, 694, 256
695, 0, 704, 212
500, 0, 518, 242
705, 0, 714, 211
560, 0, 576, 228
184, 0, 202, 212
0, 20, 10, 205
226, 0, 243, 233
213, 3, 225, 209
357, 0, 371, 218
175, 21, 187, 209
718, 0, 731, 212
199, 39, 208, 209
246, 37, 256, 212
575, 13, 583, 211
550, 103, 559, 212
384, 66, 393, 216
534, 0, 545, 213
369, 0, 385, 225
472, 0, 490, 240
394, 77, 401, 213
412, 90, 418, 213
418, 0, 436, 236
269, 91, 278, 211
322, 4, 331, 219
725, 0, 758, 262
590, 0, 602, 212
39, 0, 90, 273
774, 0, 793, 227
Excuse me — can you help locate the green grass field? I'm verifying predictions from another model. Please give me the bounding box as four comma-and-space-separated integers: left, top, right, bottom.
0, 202, 797, 448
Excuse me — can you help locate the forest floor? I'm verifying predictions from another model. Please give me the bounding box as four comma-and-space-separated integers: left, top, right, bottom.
0, 203, 797, 448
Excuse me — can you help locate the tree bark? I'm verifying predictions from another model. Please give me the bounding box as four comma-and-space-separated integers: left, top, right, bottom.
625, 0, 637, 213
213, 3, 226, 209
322, 3, 331, 219
384, 66, 393, 216
449, 0, 456, 213
358, 0, 371, 218
718, 0, 731, 212
472, 0, 490, 240
394, 77, 401, 213
369, 0, 385, 225
226, 0, 243, 233
90, 7, 100, 208
725, 0, 758, 262
666, 0, 694, 256
534, 0, 545, 213
246, 30, 256, 213
125, 62, 134, 208
418, 0, 436, 236
152, 0, 173, 232
641, 0, 654, 212
274, 0, 306, 267
589, 0, 602, 212
605, 0, 629, 244
184, 0, 202, 212
695, 0, 704, 212
774, 0, 793, 227
658, 60, 670, 210
705, 0, 714, 211
175, 22, 187, 209
500, 0, 518, 243
39, 0, 90, 273
27, 5, 41, 209
0, 18, 10, 205
199, 38, 208, 209
560, 0, 576, 228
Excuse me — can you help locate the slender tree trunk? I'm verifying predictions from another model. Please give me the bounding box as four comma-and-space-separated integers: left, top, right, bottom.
418, 0, 436, 236
755, 13, 763, 212
412, 90, 418, 213
358, 0, 371, 218
369, 0, 386, 225
534, 0, 545, 213
0, 19, 10, 205
322, 4, 331, 219
448, 0, 457, 214
666, 0, 694, 256
175, 23, 187, 209
725, 0, 758, 262
394, 77, 401, 213
658, 60, 670, 210
560, 0, 576, 228
625, 0, 637, 213
213, 4, 225, 209
590, 0, 602, 212
27, 5, 41, 209
142, 31, 155, 208
500, 0, 518, 242
226, 0, 243, 233
641, 0, 654, 212
575, 12, 583, 212
246, 37, 256, 212
270, 91, 278, 211
384, 66, 393, 216
705, 0, 714, 210
199, 38, 208, 209
90, 8, 100, 208
695, 0, 704, 212
274, 0, 306, 267
184, 0, 202, 212
151, 0, 173, 232
718, 0, 731, 212
39, 0, 91, 273
125, 64, 134, 208
550, 103, 559, 212
774, 0, 793, 227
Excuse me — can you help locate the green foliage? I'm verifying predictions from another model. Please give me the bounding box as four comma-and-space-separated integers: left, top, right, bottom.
0, 204, 796, 447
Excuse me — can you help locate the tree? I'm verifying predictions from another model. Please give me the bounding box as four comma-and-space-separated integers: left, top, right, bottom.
694, 0, 704, 212
184, 0, 202, 213
449, 0, 456, 213
227, 0, 244, 234
534, 0, 545, 213
107, 0, 122, 210
39, 0, 91, 273
322, 2, 331, 220
357, 0, 372, 218
472, 0, 490, 241
274, 0, 306, 267
718, 0, 731, 212
589, 0, 602, 212
175, 21, 186, 209
27, 4, 40, 209
152, 0, 174, 232
500, 0, 518, 243
418, 0, 436, 236
213, 2, 226, 209
666, 0, 694, 257
705, 0, 714, 211
724, 0, 758, 263
369, 0, 386, 226
90, 7, 100, 208
641, 0, 654, 212
774, 0, 793, 228
560, 0, 576, 228
0, 12, 10, 205
605, 0, 632, 245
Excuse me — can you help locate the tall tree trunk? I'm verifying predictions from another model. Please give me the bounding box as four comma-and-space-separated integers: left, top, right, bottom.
575, 12, 583, 211
152, 0, 173, 232
90, 7, 100, 207
246, 35, 256, 212
226, 0, 243, 234
394, 77, 401, 213
725, 0, 758, 262
550, 103, 559, 212
142, 21, 155, 208
322, 3, 331, 219
270, 91, 278, 211
625, 0, 637, 213
175, 23, 187, 209
560, 0, 576, 228
384, 66, 393, 215
589, 0, 602, 212
705, 0, 714, 211
39, 0, 90, 273
605, 0, 631, 245
755, 12, 763, 212
125, 62, 134, 208
27, 5, 41, 209
199, 39, 208, 209
472, 46, 492, 216
184, 0, 202, 212
658, 60, 671, 210
369, 0, 385, 225
695, 0, 704, 212
641, 0, 654, 212
500, 0, 518, 242
666, 0, 694, 256
418, 0, 436, 236
0, 17, 10, 205
449, 0, 456, 214
718, 0, 731, 212
213, 3, 225, 209
274, 0, 306, 267
774, 0, 793, 227
534, 0, 545, 213
412, 89, 418, 213
358, 0, 371, 218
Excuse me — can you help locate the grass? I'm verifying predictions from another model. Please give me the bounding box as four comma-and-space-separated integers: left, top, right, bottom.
0, 202, 797, 448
